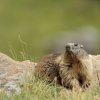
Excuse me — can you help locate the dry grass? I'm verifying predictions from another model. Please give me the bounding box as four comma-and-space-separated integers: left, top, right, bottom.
0, 78, 100, 100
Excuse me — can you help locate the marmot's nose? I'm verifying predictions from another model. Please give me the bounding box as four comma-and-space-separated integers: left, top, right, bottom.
66, 44, 71, 50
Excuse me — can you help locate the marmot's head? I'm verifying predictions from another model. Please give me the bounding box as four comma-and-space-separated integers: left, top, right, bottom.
65, 43, 88, 59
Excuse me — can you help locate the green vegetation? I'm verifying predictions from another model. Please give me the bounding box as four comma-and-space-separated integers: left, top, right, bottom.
0, 0, 100, 60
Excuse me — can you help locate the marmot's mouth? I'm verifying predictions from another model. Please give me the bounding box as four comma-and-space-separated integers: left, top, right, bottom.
66, 49, 77, 57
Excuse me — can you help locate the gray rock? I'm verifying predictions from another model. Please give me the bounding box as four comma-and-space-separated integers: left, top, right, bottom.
0, 53, 36, 95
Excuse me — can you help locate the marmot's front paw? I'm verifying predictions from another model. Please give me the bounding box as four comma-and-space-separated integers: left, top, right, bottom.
82, 81, 91, 89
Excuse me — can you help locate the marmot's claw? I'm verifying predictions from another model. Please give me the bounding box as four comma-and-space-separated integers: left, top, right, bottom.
82, 81, 90, 89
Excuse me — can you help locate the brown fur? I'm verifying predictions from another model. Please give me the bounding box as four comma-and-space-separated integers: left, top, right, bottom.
59, 54, 92, 89
34, 53, 62, 84
34, 43, 93, 89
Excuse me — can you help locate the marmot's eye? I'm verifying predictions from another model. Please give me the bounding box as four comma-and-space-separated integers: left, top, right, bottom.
68, 64, 72, 67
74, 43, 78, 46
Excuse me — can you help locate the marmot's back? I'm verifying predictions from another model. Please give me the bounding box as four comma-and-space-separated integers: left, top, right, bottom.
34, 53, 61, 83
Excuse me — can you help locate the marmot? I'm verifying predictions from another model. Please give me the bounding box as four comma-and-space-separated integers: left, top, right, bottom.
34, 43, 93, 89
59, 43, 93, 89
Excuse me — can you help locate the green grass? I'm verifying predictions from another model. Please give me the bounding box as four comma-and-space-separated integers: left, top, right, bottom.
0, 0, 100, 60
0, 78, 100, 100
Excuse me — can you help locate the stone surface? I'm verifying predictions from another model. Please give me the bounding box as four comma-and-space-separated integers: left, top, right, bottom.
0, 53, 36, 95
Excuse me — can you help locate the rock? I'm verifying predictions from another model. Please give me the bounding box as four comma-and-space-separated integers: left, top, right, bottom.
90, 55, 100, 88
0, 53, 36, 95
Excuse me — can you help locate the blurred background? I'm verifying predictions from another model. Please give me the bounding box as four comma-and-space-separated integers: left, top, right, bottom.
0, 0, 100, 61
